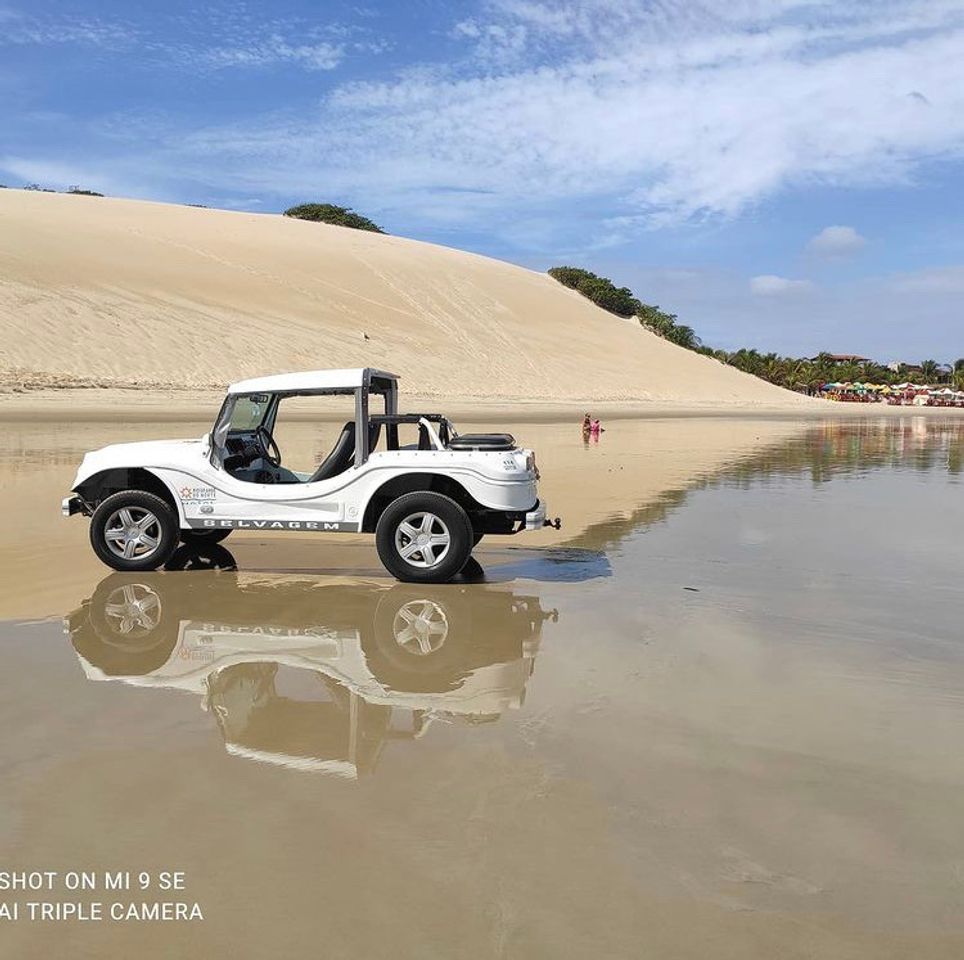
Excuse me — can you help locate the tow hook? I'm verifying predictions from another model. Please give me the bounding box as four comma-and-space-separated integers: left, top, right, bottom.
543, 517, 561, 530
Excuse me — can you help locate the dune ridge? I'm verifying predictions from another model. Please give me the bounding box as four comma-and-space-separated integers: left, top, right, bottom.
0, 189, 808, 408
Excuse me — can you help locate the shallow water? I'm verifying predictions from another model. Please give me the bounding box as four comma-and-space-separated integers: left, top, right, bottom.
2, 416, 964, 958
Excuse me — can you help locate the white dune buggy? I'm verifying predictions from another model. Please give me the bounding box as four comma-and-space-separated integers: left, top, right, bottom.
63, 368, 558, 582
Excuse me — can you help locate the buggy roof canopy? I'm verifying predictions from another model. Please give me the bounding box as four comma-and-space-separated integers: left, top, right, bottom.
228, 368, 399, 395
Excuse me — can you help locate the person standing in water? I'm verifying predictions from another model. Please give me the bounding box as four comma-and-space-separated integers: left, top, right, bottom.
582, 413, 592, 438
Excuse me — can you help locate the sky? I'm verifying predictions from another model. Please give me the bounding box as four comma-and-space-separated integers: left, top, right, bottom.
2, 0, 964, 362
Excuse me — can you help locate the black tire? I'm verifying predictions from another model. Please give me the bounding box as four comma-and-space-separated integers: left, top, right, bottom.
89, 490, 179, 572
375, 492, 473, 583
180, 528, 232, 545
165, 542, 238, 571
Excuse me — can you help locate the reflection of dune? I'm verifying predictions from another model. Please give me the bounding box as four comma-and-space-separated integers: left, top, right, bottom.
564, 418, 964, 551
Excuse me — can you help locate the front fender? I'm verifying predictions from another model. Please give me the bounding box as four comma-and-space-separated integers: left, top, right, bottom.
72, 466, 188, 525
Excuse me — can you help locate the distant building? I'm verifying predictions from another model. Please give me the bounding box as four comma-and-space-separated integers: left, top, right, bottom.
810, 353, 873, 364
887, 361, 922, 373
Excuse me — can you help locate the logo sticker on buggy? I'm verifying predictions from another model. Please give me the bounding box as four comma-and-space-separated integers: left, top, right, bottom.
179, 486, 216, 501
188, 518, 358, 532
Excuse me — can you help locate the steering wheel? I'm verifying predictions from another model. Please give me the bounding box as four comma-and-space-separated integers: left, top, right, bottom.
255, 426, 282, 468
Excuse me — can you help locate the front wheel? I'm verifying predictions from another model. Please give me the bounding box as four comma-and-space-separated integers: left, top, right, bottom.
375, 492, 473, 583
89, 491, 179, 572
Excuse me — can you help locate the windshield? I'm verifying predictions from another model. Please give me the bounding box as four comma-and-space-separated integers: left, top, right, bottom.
228, 394, 270, 432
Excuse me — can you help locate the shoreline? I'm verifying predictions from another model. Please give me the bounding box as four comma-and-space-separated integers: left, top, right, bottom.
1, 389, 962, 423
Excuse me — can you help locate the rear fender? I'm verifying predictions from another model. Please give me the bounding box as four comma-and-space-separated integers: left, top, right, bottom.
360, 471, 535, 533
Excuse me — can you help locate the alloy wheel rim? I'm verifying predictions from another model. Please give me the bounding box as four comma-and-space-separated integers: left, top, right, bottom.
394, 512, 451, 568
392, 600, 449, 654
104, 506, 162, 561
103, 583, 162, 637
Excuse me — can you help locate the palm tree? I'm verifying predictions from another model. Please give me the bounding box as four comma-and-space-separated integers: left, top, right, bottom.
728, 348, 763, 376
837, 362, 861, 383
812, 352, 836, 378
636, 304, 678, 339
919, 359, 940, 383
862, 362, 890, 384
763, 356, 785, 385
786, 359, 811, 392
666, 324, 700, 350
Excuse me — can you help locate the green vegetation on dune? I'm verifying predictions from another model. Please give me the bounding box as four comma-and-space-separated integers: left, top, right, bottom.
283, 203, 385, 233
549, 265, 964, 391
547, 266, 639, 317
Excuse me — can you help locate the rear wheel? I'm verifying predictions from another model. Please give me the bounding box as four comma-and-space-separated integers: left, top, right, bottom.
89, 491, 179, 572
180, 528, 232, 545
375, 492, 473, 583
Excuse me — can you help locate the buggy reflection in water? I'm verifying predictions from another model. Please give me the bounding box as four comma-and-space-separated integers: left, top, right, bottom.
64, 551, 558, 778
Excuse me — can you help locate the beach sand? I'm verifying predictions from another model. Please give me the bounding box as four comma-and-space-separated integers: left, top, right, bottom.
4, 189, 964, 958
2, 415, 963, 958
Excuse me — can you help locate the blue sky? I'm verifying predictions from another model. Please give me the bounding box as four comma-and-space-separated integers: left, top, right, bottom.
3, 0, 964, 361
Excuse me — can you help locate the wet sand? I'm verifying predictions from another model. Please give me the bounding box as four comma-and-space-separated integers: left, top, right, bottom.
1, 416, 807, 620
4, 386, 964, 424
2, 417, 964, 957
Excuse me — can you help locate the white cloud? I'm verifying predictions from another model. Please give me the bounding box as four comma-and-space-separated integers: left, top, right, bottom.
200, 38, 344, 72
622, 263, 960, 359
143, 0, 964, 241
5, 0, 964, 248
750, 274, 813, 295
806, 225, 866, 257
0, 8, 377, 73
891, 265, 964, 294
0, 154, 152, 199
0, 9, 135, 48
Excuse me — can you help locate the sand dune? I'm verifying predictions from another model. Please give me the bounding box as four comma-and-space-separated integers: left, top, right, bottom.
0, 189, 807, 408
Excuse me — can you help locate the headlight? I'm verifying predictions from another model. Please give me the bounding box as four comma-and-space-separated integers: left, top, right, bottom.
525, 452, 540, 479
